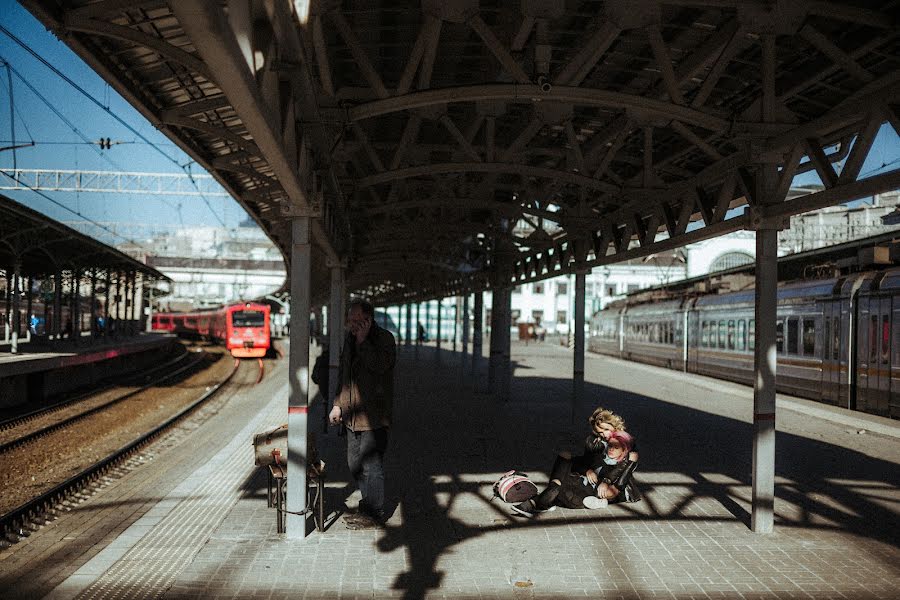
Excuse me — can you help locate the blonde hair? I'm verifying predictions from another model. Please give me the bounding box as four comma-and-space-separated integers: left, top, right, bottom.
588, 407, 625, 431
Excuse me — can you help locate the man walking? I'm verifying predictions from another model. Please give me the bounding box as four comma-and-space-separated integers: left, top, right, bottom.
329, 299, 396, 527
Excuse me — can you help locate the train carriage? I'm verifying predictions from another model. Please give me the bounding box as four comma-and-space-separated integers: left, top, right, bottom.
589, 267, 900, 420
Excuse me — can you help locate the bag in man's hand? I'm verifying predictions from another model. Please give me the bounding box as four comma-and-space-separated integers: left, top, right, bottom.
492, 470, 538, 503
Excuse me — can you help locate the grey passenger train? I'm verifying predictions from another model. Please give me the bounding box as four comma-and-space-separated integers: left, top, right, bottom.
588, 268, 900, 420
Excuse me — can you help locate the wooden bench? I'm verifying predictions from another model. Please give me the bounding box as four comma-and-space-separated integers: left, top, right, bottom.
268, 459, 326, 533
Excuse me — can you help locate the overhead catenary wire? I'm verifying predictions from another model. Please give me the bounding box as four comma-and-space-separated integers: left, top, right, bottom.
0, 167, 149, 250
0, 25, 229, 229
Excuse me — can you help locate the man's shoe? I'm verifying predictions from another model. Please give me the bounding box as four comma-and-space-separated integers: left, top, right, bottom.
582, 496, 609, 509
510, 499, 537, 518
344, 513, 385, 530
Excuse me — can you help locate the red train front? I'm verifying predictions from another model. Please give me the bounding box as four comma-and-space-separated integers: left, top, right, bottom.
152, 302, 270, 358
225, 303, 270, 358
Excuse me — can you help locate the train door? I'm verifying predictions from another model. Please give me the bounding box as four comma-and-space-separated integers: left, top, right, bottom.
821, 301, 841, 405
857, 294, 872, 412
857, 293, 891, 416
873, 296, 892, 416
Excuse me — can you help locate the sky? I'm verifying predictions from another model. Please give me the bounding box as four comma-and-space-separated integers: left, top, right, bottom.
0, 1, 251, 248
1, 1, 899, 251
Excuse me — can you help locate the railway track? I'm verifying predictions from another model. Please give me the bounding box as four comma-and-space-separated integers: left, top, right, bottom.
0, 350, 209, 454
0, 346, 193, 434
0, 356, 240, 548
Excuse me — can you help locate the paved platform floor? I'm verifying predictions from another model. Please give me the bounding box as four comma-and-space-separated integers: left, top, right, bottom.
1, 340, 898, 599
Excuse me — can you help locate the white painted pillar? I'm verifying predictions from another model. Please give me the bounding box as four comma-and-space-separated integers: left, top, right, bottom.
573, 270, 586, 421
752, 227, 778, 533
286, 217, 311, 538
327, 264, 345, 406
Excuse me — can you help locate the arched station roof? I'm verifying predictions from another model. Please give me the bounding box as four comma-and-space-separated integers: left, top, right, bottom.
20, 0, 900, 305
0, 194, 169, 281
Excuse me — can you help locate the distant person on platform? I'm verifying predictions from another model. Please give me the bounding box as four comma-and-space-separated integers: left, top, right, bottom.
417, 321, 427, 343
329, 299, 397, 528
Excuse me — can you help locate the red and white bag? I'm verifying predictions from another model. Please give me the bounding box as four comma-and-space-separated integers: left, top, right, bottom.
492, 470, 538, 503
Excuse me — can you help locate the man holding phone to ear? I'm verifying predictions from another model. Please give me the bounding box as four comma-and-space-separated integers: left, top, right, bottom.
329, 298, 397, 527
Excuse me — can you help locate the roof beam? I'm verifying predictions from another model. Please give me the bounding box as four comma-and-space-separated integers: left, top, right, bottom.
350, 84, 730, 132
468, 15, 531, 84
355, 162, 621, 194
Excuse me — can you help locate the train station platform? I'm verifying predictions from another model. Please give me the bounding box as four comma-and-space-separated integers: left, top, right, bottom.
0, 334, 177, 409
1, 341, 898, 599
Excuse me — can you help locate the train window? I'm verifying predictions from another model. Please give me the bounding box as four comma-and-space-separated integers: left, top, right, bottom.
870, 315, 878, 363
737, 320, 746, 350
776, 320, 784, 353
832, 317, 841, 360
701, 321, 709, 347
233, 310, 265, 327
882, 315, 890, 363
787, 318, 799, 355
802, 318, 815, 356
718, 320, 726, 349
894, 316, 900, 366
747, 319, 756, 352
727, 320, 735, 350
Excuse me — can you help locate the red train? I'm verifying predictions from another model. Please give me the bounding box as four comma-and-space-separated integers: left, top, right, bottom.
152, 302, 271, 358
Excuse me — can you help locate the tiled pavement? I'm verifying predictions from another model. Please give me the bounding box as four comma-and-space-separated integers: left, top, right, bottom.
5, 340, 899, 599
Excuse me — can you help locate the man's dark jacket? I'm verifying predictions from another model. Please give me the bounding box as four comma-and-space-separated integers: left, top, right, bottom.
334, 322, 396, 431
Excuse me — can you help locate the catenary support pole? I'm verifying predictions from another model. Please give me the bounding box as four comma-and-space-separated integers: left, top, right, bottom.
573, 270, 586, 422
103, 271, 111, 338
54, 270, 62, 340
287, 216, 311, 538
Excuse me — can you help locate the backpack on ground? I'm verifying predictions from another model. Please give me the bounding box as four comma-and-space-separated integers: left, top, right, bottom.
492, 470, 538, 503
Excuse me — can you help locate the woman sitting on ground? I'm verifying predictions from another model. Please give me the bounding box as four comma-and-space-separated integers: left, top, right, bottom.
513, 430, 638, 516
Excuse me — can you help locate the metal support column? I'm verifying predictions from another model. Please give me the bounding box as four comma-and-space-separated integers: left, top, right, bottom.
415, 302, 421, 347
72, 269, 81, 345
130, 271, 139, 335
328, 264, 345, 407
452, 297, 458, 352
499, 286, 512, 402
103, 271, 111, 338
573, 270, 586, 422
90, 270, 97, 342
488, 290, 500, 392
405, 303, 412, 346
752, 226, 778, 533
54, 270, 62, 340
10, 261, 20, 353
436, 298, 442, 361
472, 291, 482, 375
25, 275, 33, 343
114, 273, 122, 337
462, 294, 470, 362
287, 217, 311, 538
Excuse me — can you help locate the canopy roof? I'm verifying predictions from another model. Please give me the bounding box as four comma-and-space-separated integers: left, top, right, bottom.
21, 0, 900, 304
0, 194, 168, 280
